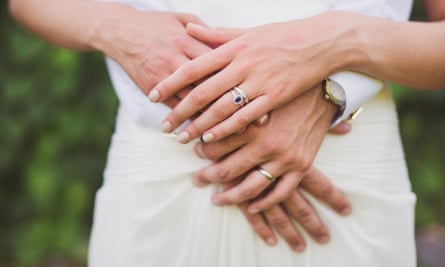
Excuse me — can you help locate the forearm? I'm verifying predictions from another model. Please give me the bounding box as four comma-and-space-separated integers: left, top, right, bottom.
339, 12, 445, 89
8, 0, 127, 52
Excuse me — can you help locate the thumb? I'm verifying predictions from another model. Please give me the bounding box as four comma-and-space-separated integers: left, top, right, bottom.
328, 121, 352, 135
186, 23, 247, 45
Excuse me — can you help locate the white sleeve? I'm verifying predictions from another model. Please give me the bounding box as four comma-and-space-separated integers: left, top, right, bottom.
329, 72, 383, 121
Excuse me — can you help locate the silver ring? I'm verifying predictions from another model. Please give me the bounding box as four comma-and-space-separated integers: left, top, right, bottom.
257, 167, 275, 182
231, 86, 249, 107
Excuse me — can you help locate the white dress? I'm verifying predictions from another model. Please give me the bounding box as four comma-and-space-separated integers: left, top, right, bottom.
88, 1, 417, 266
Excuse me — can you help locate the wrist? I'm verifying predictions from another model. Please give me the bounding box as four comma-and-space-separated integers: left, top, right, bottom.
87, 2, 133, 54
323, 11, 371, 73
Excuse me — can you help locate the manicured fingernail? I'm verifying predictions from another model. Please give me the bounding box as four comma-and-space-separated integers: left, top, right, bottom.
294, 244, 306, 252
148, 90, 160, 102
202, 133, 214, 143
248, 207, 260, 214
212, 196, 222, 206
161, 121, 172, 133
317, 235, 330, 244
341, 207, 352, 216
177, 132, 190, 143
266, 237, 277, 246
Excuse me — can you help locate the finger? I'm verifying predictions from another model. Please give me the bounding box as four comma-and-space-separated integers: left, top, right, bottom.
194, 134, 246, 161
209, 169, 272, 206
183, 35, 213, 59
237, 202, 277, 247
149, 46, 232, 104
282, 190, 330, 244
202, 95, 274, 142
160, 62, 245, 136
300, 166, 351, 216
263, 205, 306, 252
177, 81, 257, 143
175, 12, 207, 27
187, 23, 247, 45
247, 171, 302, 213
193, 136, 270, 185
328, 121, 352, 135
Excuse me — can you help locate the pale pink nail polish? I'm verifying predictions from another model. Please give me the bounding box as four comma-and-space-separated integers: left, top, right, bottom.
161, 121, 172, 133
148, 90, 160, 102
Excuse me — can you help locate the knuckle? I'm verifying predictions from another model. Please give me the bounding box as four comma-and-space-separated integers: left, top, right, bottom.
188, 90, 207, 106
215, 166, 231, 181
212, 103, 231, 118
318, 184, 334, 199
180, 64, 198, 81
259, 140, 281, 156
270, 216, 289, 229
295, 156, 312, 174
276, 189, 293, 202
295, 207, 313, 220
280, 153, 298, 168
236, 113, 253, 128
238, 187, 257, 199
311, 225, 328, 237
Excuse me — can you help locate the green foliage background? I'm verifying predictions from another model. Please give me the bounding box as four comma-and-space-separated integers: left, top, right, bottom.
1, 1, 444, 266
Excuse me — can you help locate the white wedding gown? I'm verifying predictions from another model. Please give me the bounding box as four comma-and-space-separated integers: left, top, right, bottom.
88, 0, 417, 266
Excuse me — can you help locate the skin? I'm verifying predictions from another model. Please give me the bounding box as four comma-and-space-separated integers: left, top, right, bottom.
8, 0, 352, 251
150, 3, 445, 214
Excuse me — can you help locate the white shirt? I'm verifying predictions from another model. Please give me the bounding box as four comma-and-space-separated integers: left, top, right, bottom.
105, 0, 413, 127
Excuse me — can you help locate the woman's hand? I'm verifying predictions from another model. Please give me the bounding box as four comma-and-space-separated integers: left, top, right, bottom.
149, 12, 351, 142
191, 84, 343, 212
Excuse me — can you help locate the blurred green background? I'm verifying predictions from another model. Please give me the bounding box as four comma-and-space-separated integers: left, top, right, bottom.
1, 1, 444, 266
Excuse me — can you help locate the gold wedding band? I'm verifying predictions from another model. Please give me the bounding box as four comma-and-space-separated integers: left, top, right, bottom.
257, 167, 275, 182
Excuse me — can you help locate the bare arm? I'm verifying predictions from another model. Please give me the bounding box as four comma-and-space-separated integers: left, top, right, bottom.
346, 1, 445, 89
9, 0, 107, 51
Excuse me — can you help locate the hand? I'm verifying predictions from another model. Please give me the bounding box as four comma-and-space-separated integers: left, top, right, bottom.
192, 84, 340, 212
149, 13, 345, 142
95, 6, 211, 105
235, 166, 351, 252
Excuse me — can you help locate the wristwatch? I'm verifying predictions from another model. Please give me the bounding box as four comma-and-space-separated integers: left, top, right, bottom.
323, 78, 346, 127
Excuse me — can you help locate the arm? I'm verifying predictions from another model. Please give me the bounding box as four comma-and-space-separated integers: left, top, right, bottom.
9, 0, 210, 97
10, 0, 340, 251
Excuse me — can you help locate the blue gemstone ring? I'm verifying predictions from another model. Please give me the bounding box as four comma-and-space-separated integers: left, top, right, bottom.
231, 86, 249, 107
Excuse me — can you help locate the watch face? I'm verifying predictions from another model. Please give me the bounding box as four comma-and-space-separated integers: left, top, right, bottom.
328, 79, 346, 103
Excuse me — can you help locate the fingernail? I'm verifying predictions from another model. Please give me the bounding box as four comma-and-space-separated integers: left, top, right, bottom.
161, 121, 172, 133
195, 143, 207, 158
202, 133, 214, 143
177, 132, 190, 143
266, 237, 277, 246
187, 22, 205, 29
212, 196, 222, 206
248, 207, 260, 214
294, 244, 306, 252
148, 90, 160, 102
256, 114, 269, 125
341, 207, 352, 216
317, 235, 330, 244
192, 176, 208, 187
